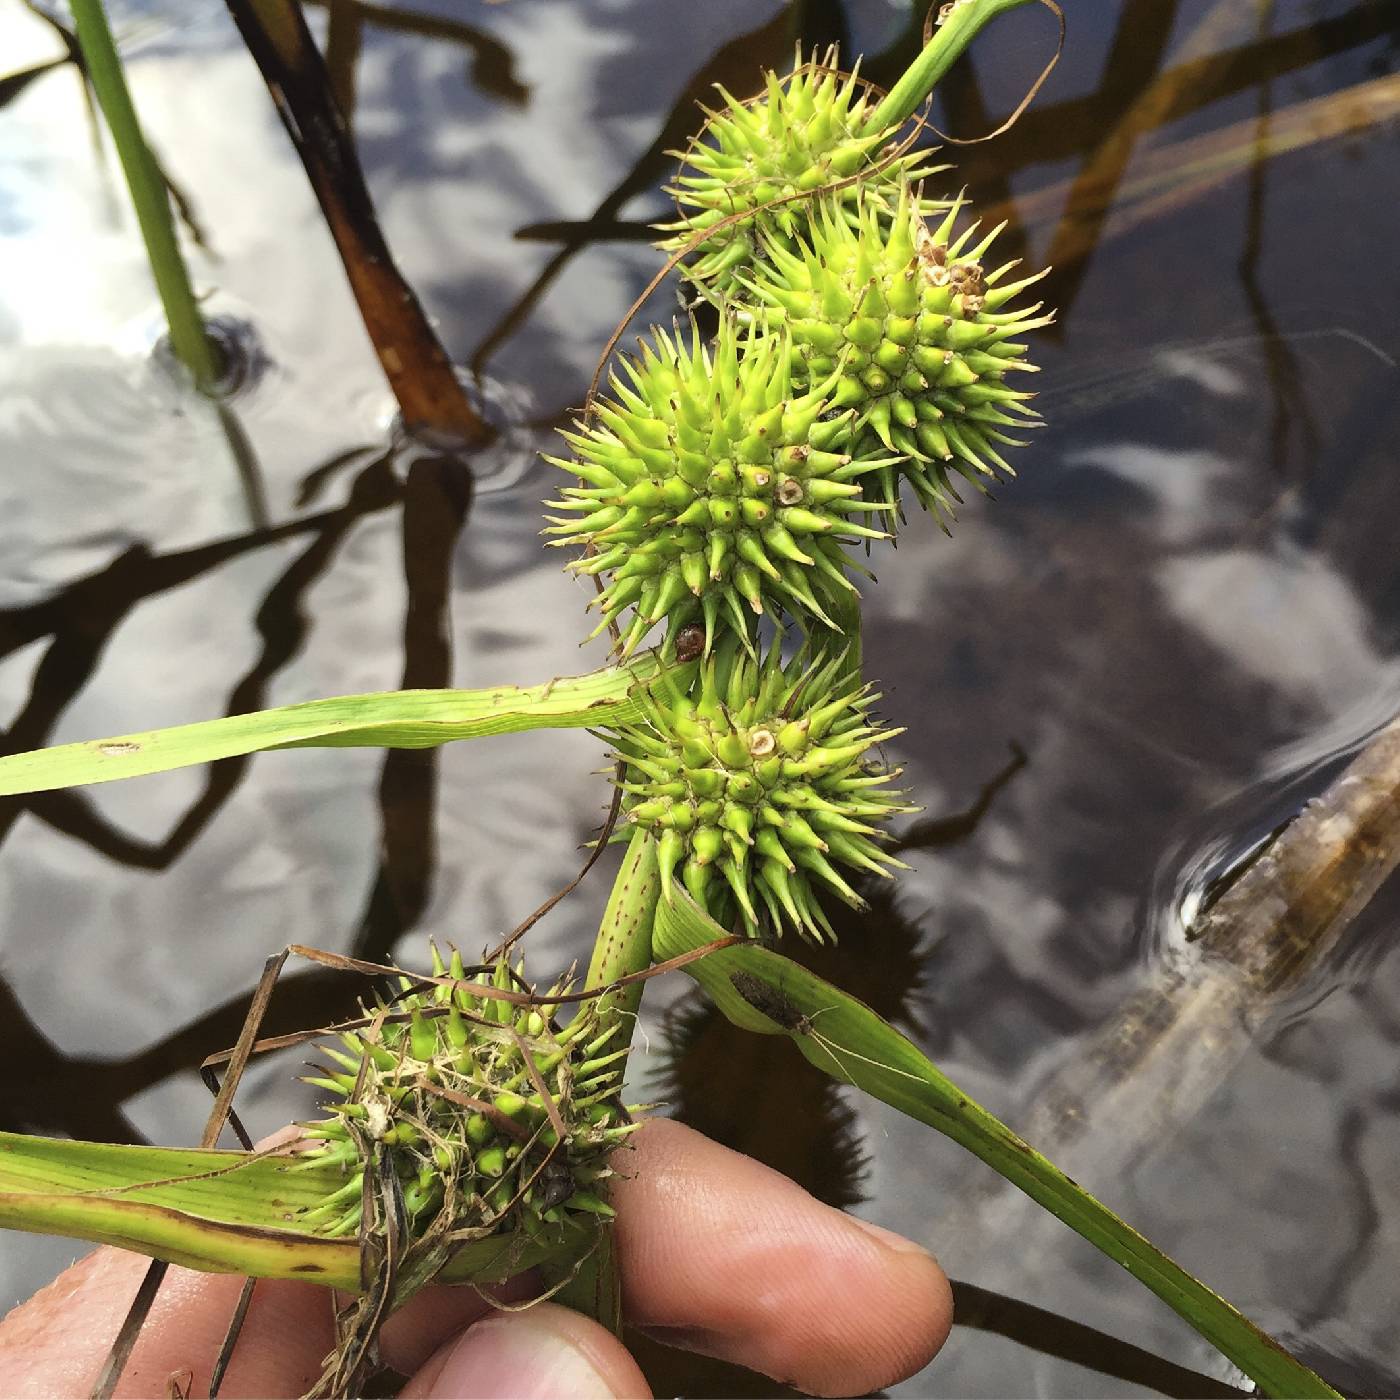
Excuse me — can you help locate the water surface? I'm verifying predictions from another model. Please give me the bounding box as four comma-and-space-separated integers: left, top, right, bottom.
2, 1, 1399, 1394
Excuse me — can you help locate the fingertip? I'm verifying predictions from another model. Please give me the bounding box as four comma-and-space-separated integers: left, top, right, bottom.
614, 1119, 953, 1395
846, 1216, 955, 1382
401, 1303, 650, 1400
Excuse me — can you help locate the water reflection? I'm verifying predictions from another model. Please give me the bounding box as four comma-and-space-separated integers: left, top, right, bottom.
1, 1, 1399, 1395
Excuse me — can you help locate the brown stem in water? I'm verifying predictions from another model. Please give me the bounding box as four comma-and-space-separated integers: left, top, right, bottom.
222, 0, 492, 447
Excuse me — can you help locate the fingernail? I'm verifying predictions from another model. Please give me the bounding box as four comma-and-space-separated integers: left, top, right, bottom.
850, 1214, 932, 1257
424, 1312, 618, 1399
252, 1125, 304, 1153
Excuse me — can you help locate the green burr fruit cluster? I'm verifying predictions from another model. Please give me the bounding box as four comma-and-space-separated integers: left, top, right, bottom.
741, 184, 1053, 527
544, 316, 900, 656
296, 949, 639, 1241
655, 49, 949, 293
605, 638, 913, 941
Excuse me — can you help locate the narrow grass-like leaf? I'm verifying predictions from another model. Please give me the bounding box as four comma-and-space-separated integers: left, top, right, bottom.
652, 891, 1341, 1400
0, 1132, 587, 1290
0, 654, 691, 797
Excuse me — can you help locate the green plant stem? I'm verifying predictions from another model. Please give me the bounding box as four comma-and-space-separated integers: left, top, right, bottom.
69, 0, 218, 391
584, 829, 661, 1034
865, 0, 1035, 134
554, 830, 659, 1333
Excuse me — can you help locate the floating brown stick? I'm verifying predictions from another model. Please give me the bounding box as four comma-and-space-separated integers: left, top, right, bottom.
1191, 712, 1400, 990
1008, 711, 1400, 1186
223, 0, 491, 447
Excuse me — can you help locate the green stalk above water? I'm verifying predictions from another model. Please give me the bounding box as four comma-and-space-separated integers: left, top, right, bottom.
866, 0, 1037, 134
69, 0, 219, 392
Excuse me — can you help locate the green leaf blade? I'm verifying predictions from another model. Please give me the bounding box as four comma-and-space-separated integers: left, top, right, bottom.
652, 892, 1340, 1400
0, 655, 692, 796
0, 1132, 582, 1290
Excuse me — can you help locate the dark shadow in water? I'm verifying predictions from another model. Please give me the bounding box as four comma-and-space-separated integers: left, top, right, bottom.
215, 401, 272, 532
0, 454, 402, 863
352, 454, 474, 962
0, 974, 144, 1142
658, 988, 869, 1210
467, 7, 797, 377
950, 1281, 1252, 1399
626, 1331, 802, 1400
0, 55, 64, 108
1235, 2, 1322, 489
631, 1286, 1255, 1400
307, 0, 529, 124
893, 741, 1028, 857
513, 218, 655, 247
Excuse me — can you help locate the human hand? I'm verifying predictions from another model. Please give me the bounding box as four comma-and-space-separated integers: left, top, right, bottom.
0, 1120, 951, 1398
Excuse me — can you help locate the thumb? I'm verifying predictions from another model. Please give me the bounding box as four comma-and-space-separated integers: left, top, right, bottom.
400, 1302, 651, 1399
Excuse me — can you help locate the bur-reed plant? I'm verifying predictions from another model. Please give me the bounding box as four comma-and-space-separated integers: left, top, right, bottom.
0, 4, 1343, 1396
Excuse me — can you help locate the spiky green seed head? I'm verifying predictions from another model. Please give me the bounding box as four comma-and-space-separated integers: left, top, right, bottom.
605, 638, 914, 941
297, 951, 638, 1241
655, 49, 950, 294
544, 317, 900, 655
741, 184, 1054, 528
